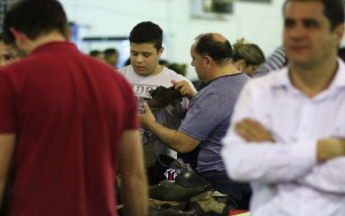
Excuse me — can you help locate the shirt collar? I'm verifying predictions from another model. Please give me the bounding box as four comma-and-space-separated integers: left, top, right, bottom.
271, 58, 345, 90
330, 58, 345, 89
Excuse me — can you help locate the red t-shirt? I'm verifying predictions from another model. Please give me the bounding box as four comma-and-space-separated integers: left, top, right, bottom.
0, 42, 138, 216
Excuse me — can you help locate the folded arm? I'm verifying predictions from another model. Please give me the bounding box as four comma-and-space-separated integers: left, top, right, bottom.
222, 129, 317, 183
224, 109, 345, 192
296, 139, 345, 194
221, 83, 317, 183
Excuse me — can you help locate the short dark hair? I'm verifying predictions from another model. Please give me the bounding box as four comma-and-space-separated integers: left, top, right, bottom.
283, 0, 345, 30
104, 48, 118, 58
3, 0, 68, 45
129, 21, 163, 51
194, 33, 233, 66
89, 50, 102, 57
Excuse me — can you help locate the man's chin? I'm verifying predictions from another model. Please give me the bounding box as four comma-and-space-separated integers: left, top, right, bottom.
134, 69, 152, 77
134, 69, 144, 74
290, 59, 316, 69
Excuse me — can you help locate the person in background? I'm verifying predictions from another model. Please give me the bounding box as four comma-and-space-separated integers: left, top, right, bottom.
104, 48, 119, 68
232, 39, 266, 77
253, 46, 288, 78
0, 0, 148, 215
168, 63, 187, 77
0, 32, 20, 67
89, 49, 106, 62
222, 0, 345, 215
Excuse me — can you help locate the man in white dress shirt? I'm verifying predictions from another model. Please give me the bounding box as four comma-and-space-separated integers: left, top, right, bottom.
221, 0, 345, 215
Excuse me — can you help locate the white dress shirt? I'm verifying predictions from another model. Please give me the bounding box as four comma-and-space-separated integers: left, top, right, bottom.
221, 59, 345, 216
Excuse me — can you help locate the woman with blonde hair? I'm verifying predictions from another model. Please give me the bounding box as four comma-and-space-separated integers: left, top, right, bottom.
232, 39, 265, 77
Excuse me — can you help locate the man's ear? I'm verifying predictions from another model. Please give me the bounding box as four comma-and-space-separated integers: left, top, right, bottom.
204, 56, 213, 68
66, 26, 72, 41
334, 24, 344, 46
158, 47, 164, 58
9, 28, 27, 46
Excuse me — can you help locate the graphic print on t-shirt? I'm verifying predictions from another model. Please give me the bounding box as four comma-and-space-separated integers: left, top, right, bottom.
131, 84, 157, 111
131, 84, 159, 144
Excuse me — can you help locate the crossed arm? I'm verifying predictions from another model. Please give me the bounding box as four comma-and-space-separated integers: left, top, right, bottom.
235, 118, 345, 162
221, 81, 345, 194
226, 117, 345, 194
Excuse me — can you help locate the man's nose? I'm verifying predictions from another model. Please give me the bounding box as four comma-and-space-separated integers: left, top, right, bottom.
136, 55, 143, 62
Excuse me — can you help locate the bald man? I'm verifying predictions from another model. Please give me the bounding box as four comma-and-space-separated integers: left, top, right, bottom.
141, 33, 251, 210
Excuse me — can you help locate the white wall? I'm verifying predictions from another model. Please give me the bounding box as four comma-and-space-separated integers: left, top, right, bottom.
59, 0, 345, 80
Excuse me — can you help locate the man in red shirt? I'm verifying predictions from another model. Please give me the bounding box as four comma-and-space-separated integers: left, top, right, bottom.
0, 0, 148, 215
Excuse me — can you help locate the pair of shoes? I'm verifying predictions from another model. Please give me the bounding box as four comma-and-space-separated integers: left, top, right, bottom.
155, 155, 210, 190
188, 191, 231, 216
149, 180, 205, 201
147, 86, 183, 110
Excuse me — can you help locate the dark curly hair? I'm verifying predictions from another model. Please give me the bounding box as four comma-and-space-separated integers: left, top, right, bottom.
129, 21, 163, 52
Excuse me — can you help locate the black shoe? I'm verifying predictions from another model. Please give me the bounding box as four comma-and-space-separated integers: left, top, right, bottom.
147, 86, 183, 110
155, 155, 211, 190
149, 180, 205, 201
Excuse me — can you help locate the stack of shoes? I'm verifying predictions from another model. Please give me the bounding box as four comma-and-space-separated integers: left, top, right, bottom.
188, 191, 231, 216
146, 86, 183, 110
149, 190, 231, 216
148, 155, 232, 215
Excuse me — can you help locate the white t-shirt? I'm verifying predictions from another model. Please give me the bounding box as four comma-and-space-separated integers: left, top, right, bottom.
118, 65, 195, 158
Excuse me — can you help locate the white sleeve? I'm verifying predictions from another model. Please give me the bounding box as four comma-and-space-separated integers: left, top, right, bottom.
221, 82, 317, 184
296, 157, 345, 194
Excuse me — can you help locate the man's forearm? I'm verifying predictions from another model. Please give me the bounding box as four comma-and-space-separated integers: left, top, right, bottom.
121, 174, 148, 216
146, 121, 186, 152
317, 138, 345, 162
